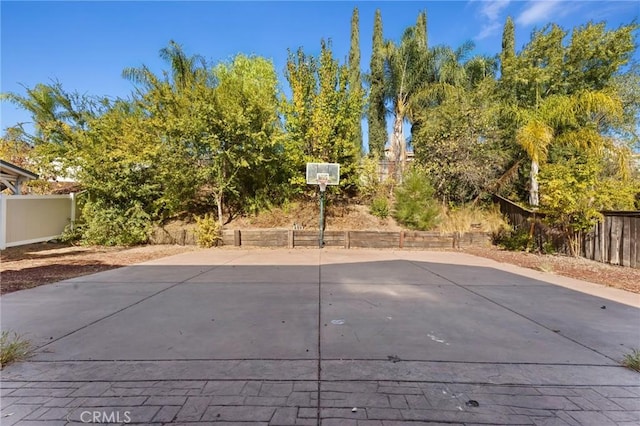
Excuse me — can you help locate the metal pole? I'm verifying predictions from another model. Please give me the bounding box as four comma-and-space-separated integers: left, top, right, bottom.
319, 189, 325, 248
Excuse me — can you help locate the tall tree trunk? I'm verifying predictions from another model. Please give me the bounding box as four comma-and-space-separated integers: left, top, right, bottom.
392, 102, 406, 181
216, 192, 224, 228
529, 160, 539, 206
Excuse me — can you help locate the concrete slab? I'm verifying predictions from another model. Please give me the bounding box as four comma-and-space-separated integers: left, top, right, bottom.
321, 259, 453, 285
187, 265, 320, 284
411, 261, 552, 286
29, 282, 319, 361
321, 283, 613, 364
0, 281, 176, 347
62, 265, 216, 283
470, 284, 640, 360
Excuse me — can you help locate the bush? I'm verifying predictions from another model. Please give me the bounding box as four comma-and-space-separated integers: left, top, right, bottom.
370, 196, 390, 219
81, 201, 151, 246
393, 168, 439, 230
60, 222, 85, 244
496, 226, 534, 252
195, 213, 222, 248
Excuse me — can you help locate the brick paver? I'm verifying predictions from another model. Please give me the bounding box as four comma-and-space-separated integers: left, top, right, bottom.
2, 379, 638, 424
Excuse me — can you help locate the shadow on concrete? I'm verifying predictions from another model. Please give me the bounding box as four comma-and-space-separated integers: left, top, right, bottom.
1, 259, 637, 367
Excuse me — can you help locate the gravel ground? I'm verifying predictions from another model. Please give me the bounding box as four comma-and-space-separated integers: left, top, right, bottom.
0, 243, 196, 295
463, 246, 640, 294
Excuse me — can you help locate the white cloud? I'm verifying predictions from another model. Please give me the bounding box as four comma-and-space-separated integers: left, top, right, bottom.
516, 1, 562, 26
473, 0, 511, 40
480, 0, 511, 21
476, 22, 502, 40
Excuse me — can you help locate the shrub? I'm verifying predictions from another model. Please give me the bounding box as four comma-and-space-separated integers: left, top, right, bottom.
370, 196, 390, 219
357, 154, 382, 200
60, 222, 85, 244
393, 168, 439, 230
496, 226, 534, 252
195, 213, 222, 248
81, 200, 151, 246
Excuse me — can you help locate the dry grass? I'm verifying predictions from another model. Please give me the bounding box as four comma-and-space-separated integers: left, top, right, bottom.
230, 200, 402, 231
437, 204, 508, 234
622, 349, 640, 372
0, 331, 32, 369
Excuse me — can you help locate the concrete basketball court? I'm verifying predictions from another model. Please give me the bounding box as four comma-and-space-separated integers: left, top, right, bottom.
1, 248, 639, 425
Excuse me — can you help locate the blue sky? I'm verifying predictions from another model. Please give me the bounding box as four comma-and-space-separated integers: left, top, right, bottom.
2, 0, 639, 144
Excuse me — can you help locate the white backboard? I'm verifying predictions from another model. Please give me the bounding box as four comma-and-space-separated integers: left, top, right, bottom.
306, 163, 340, 185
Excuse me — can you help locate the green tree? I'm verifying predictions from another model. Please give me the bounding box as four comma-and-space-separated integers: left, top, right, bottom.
384, 11, 430, 178
348, 7, 364, 155
73, 100, 166, 245
516, 89, 625, 206
506, 21, 637, 206
499, 16, 516, 100
283, 41, 363, 193
564, 22, 637, 93
367, 9, 387, 158
539, 154, 638, 256
413, 78, 509, 204
205, 54, 284, 224
1, 82, 102, 178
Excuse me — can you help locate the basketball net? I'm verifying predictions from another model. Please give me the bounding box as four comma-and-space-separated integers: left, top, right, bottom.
318, 178, 328, 192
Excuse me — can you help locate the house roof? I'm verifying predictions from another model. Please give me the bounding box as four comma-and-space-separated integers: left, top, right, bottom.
0, 159, 38, 193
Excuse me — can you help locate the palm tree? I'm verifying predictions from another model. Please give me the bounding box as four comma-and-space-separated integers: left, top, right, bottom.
384, 12, 429, 178
516, 118, 554, 206
516, 89, 624, 206
122, 40, 207, 94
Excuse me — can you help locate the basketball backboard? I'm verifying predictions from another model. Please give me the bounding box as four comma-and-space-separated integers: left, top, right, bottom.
306, 163, 340, 185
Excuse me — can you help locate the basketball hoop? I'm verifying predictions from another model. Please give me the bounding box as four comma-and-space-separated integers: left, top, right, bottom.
317, 173, 329, 192
305, 163, 340, 248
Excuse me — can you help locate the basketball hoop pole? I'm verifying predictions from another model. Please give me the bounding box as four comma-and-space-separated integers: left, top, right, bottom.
318, 181, 327, 248
306, 163, 339, 249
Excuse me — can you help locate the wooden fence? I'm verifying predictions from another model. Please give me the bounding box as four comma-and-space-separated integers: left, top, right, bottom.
493, 195, 640, 268
220, 229, 490, 250
583, 212, 640, 268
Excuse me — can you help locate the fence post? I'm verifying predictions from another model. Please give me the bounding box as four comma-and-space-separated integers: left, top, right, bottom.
70, 192, 76, 230
0, 194, 6, 250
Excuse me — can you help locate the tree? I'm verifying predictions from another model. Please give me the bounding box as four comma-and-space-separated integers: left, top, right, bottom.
564, 22, 637, 93
348, 7, 364, 155
205, 54, 284, 224
539, 154, 638, 256
499, 16, 516, 100
507, 21, 637, 206
1, 82, 101, 178
413, 78, 509, 204
283, 41, 363, 193
0, 127, 33, 170
367, 9, 387, 158
384, 11, 430, 178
